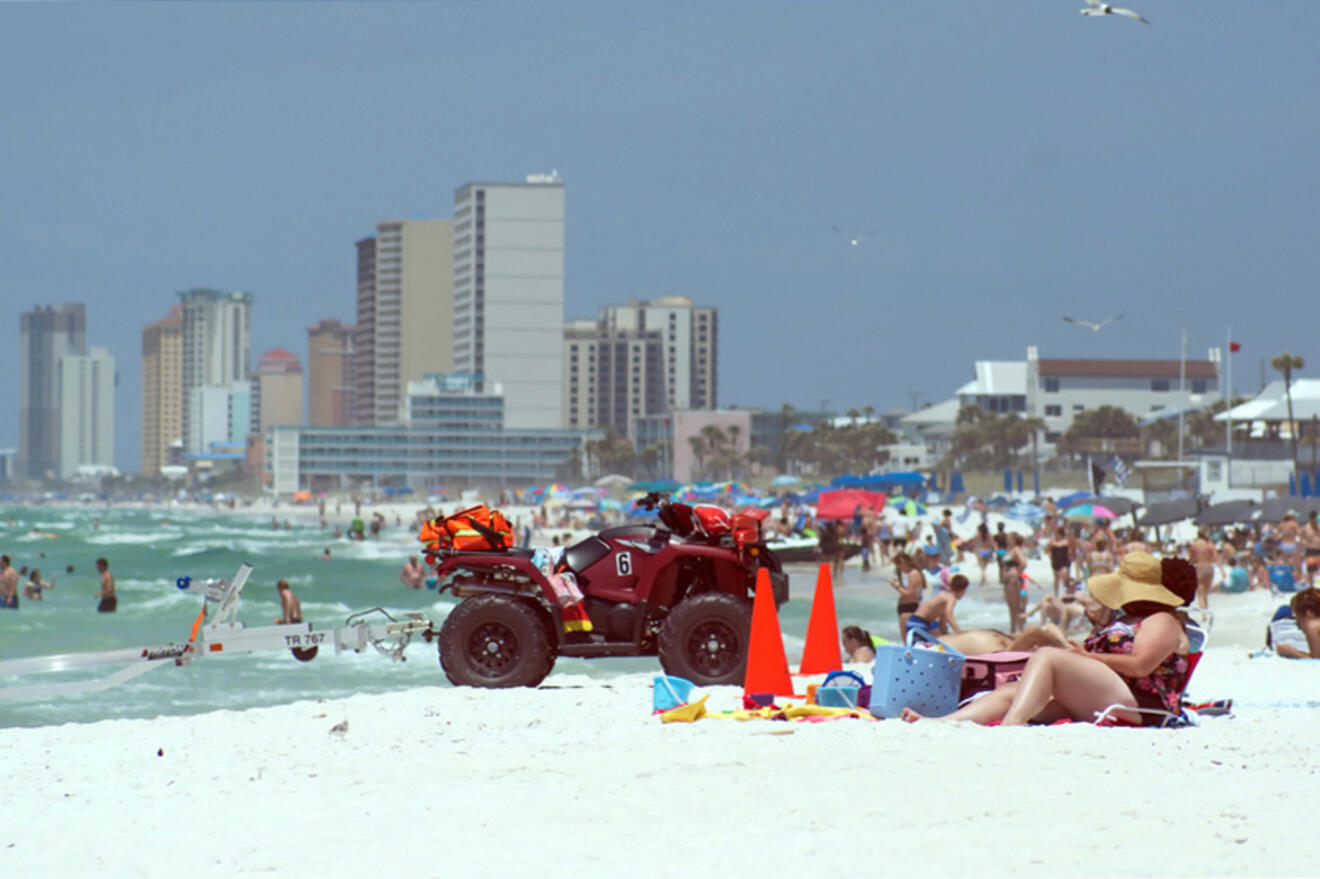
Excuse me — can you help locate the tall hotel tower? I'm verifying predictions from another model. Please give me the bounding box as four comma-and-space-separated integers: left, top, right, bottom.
18, 303, 86, 480
453, 175, 565, 429
178, 289, 252, 453
351, 220, 454, 425
141, 306, 183, 475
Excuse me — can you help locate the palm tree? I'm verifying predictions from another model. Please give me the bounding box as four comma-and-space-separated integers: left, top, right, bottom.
778, 403, 795, 472
1273, 352, 1305, 480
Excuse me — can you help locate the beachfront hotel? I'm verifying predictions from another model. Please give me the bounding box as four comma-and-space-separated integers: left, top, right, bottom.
55, 346, 116, 481
141, 306, 183, 476
17, 303, 86, 480
598, 296, 718, 412
178, 288, 253, 455
267, 372, 597, 493
251, 348, 304, 434
453, 175, 565, 430
306, 318, 354, 427
350, 219, 454, 427
903, 346, 1223, 456
563, 296, 721, 438
562, 318, 667, 435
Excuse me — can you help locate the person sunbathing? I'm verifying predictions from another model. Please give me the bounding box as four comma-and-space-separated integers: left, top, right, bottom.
841, 625, 876, 663
935, 624, 1071, 655
1024, 592, 1097, 634
1268, 588, 1320, 659
902, 552, 1197, 726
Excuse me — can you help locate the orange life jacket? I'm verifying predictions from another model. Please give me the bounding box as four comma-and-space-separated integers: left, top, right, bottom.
418, 505, 513, 552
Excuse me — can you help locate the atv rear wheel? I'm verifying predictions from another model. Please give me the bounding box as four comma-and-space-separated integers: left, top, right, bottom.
658, 592, 751, 686
439, 595, 555, 688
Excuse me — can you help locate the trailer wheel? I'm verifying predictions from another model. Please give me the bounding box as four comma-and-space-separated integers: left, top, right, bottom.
658, 593, 751, 686
438, 595, 554, 688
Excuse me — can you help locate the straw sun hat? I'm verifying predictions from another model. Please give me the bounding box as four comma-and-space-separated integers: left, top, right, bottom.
1086, 551, 1194, 610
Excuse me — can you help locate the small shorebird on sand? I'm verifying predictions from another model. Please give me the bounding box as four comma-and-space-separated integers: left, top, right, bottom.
1063, 314, 1126, 332
1080, 1, 1149, 24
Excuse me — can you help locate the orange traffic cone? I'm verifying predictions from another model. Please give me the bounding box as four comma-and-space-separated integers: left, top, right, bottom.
743, 568, 796, 697
798, 563, 842, 675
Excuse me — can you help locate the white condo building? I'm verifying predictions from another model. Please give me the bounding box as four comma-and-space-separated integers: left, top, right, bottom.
179, 289, 253, 453
57, 346, 115, 479
453, 175, 565, 430
598, 296, 718, 412
902, 346, 1222, 455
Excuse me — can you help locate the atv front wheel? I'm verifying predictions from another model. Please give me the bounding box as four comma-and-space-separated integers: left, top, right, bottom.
658, 592, 751, 686
439, 595, 555, 688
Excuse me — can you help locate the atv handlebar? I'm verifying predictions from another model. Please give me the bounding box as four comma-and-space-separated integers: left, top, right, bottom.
636, 491, 669, 511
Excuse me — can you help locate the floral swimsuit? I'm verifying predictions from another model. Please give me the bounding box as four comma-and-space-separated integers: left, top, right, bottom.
1084, 616, 1190, 725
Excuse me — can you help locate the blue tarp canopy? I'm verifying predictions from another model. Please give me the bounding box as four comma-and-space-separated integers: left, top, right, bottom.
830, 472, 925, 489
629, 479, 680, 493
1057, 491, 1095, 508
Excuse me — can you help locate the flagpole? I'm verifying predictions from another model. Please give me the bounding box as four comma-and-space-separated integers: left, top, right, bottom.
1177, 328, 1188, 462
1219, 324, 1230, 469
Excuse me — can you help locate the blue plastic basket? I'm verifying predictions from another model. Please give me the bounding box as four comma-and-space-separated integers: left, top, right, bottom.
869, 630, 965, 719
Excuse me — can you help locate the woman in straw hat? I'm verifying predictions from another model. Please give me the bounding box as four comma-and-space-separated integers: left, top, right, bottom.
901, 552, 1196, 726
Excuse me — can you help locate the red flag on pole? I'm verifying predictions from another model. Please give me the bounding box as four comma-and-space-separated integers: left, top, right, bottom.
1229, 342, 1242, 352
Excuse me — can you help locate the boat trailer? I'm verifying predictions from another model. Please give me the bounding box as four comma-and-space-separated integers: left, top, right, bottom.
0, 564, 435, 701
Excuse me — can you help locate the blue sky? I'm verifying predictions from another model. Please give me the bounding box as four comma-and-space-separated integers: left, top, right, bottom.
3, 1, 1318, 471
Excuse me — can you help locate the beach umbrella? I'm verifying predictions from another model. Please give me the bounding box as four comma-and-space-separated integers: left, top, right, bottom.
889, 497, 926, 517
594, 474, 632, 489
1252, 496, 1320, 523
1057, 491, 1096, 509
1089, 496, 1140, 517
1006, 502, 1046, 523
772, 474, 801, 487
1063, 503, 1117, 520
1137, 498, 1201, 527
1194, 500, 1256, 527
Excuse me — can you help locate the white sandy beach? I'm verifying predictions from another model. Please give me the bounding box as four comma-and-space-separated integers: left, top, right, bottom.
4, 496, 1318, 878
2, 649, 1317, 879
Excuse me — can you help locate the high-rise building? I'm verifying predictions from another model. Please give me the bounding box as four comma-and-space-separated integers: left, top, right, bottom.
141, 306, 183, 476
350, 238, 376, 426
19, 303, 86, 480
57, 346, 115, 479
179, 289, 252, 453
351, 220, 454, 425
562, 319, 665, 436
307, 318, 354, 427
598, 296, 718, 411
453, 175, 565, 429
252, 348, 304, 434
188, 383, 251, 454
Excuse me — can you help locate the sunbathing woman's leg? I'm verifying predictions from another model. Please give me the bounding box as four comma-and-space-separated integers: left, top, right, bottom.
1000, 647, 1137, 726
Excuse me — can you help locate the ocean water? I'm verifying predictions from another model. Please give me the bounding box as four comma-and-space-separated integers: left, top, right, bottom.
0, 505, 1279, 728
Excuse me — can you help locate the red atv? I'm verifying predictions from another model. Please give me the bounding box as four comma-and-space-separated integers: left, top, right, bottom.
424, 494, 789, 688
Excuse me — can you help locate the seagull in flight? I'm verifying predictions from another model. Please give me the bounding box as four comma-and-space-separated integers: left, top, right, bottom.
831, 225, 876, 247
1080, 1, 1149, 23
1063, 313, 1126, 332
